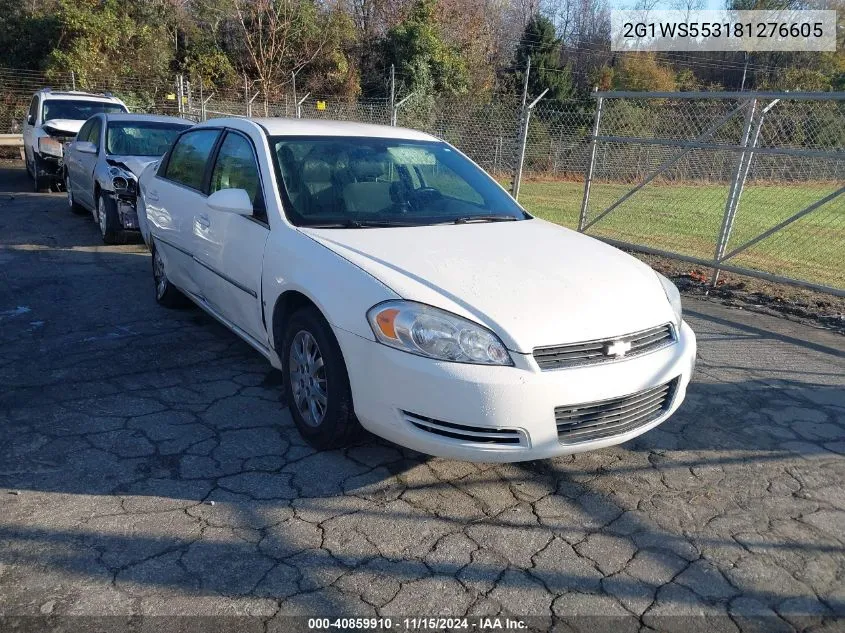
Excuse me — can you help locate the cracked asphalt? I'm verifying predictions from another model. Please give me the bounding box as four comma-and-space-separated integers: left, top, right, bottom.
0, 162, 844, 632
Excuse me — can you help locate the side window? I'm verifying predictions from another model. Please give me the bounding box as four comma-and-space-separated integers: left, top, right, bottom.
88, 120, 101, 149
28, 97, 39, 123
164, 129, 220, 190
78, 120, 95, 143
210, 132, 265, 220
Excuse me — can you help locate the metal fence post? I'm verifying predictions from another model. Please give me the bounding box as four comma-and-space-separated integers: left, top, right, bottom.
296, 92, 310, 119
711, 97, 757, 287
579, 91, 604, 231
511, 89, 548, 201
176, 75, 183, 115
392, 92, 415, 126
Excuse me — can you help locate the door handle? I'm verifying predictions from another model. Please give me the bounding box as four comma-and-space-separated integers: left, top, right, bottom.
196, 213, 210, 228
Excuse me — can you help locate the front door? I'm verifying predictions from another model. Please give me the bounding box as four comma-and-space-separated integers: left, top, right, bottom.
147, 128, 222, 297
66, 118, 95, 200
192, 130, 270, 347
77, 117, 102, 209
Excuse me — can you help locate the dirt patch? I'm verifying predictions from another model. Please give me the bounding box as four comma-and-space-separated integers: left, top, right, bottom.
634, 251, 845, 336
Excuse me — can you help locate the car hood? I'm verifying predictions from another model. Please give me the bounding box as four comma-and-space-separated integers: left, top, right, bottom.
108, 156, 159, 178
42, 119, 85, 136
299, 219, 676, 353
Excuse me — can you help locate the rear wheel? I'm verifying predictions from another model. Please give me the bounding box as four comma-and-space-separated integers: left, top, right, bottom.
65, 172, 87, 215
97, 194, 120, 244
282, 307, 361, 449
151, 244, 189, 308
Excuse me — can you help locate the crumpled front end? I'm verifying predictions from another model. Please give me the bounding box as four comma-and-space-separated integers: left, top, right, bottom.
104, 159, 142, 231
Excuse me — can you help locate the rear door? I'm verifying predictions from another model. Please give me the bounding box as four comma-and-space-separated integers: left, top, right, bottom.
147, 128, 222, 297
192, 129, 270, 346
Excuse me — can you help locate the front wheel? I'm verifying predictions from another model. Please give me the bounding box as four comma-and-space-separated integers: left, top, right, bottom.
32, 157, 50, 193
97, 194, 120, 244
282, 307, 361, 449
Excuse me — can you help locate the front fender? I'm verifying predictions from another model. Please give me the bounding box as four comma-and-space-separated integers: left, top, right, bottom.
262, 228, 399, 352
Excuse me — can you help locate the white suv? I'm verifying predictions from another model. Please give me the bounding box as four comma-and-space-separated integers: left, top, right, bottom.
23, 88, 128, 192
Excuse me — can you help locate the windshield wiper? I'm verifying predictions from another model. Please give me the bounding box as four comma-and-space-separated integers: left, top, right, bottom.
451, 215, 519, 224
303, 219, 418, 228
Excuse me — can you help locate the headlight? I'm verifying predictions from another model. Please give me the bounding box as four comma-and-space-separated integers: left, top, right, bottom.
38, 136, 63, 158
109, 167, 135, 192
367, 300, 513, 366
656, 272, 682, 328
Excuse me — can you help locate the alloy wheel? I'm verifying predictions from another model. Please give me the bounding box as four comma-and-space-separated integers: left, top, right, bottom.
289, 330, 328, 427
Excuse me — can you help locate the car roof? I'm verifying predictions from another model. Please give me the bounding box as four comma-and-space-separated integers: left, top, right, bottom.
38, 90, 125, 103
199, 117, 438, 142
103, 113, 193, 125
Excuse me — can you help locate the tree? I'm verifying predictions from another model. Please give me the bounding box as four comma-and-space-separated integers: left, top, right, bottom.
46, 0, 175, 95
231, 0, 351, 111
0, 0, 60, 70
612, 53, 677, 91
512, 14, 573, 102
382, 0, 468, 98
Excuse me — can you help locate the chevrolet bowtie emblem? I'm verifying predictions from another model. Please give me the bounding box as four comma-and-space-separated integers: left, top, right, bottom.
605, 339, 632, 357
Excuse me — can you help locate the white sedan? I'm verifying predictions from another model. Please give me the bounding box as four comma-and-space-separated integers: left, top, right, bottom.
138, 117, 696, 462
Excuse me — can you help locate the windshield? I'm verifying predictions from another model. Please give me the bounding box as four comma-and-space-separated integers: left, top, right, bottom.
270, 136, 528, 227
42, 99, 127, 122
106, 121, 190, 156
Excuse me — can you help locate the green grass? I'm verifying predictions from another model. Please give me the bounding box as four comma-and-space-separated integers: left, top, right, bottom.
508, 180, 844, 289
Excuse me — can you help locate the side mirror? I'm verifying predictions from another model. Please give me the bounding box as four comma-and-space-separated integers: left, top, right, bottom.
207, 188, 253, 216
26, 114, 35, 126
76, 141, 97, 154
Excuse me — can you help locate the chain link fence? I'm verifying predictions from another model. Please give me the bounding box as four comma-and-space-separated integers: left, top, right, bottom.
1, 67, 842, 294
579, 91, 844, 295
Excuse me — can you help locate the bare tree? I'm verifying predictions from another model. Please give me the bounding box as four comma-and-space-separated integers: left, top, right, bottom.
232, 0, 334, 114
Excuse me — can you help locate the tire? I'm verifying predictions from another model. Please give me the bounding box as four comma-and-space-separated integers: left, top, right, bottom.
32, 156, 50, 193
282, 306, 361, 449
97, 193, 121, 244
151, 243, 189, 308
65, 172, 87, 215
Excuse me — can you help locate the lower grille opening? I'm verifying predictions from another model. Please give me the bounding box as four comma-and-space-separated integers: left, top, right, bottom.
402, 411, 527, 446
556, 378, 679, 444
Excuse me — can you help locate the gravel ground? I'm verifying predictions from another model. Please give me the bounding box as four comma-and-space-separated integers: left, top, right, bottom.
1, 162, 844, 632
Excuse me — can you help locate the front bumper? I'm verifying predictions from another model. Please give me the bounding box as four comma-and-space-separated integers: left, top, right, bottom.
115, 196, 140, 231
335, 321, 697, 462
35, 153, 63, 179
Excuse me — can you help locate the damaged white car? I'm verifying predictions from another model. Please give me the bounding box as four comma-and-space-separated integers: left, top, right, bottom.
22, 88, 129, 192
63, 113, 193, 243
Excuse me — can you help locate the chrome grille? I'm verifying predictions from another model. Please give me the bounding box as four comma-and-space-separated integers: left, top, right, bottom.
403, 411, 527, 446
534, 323, 675, 370
556, 378, 678, 444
